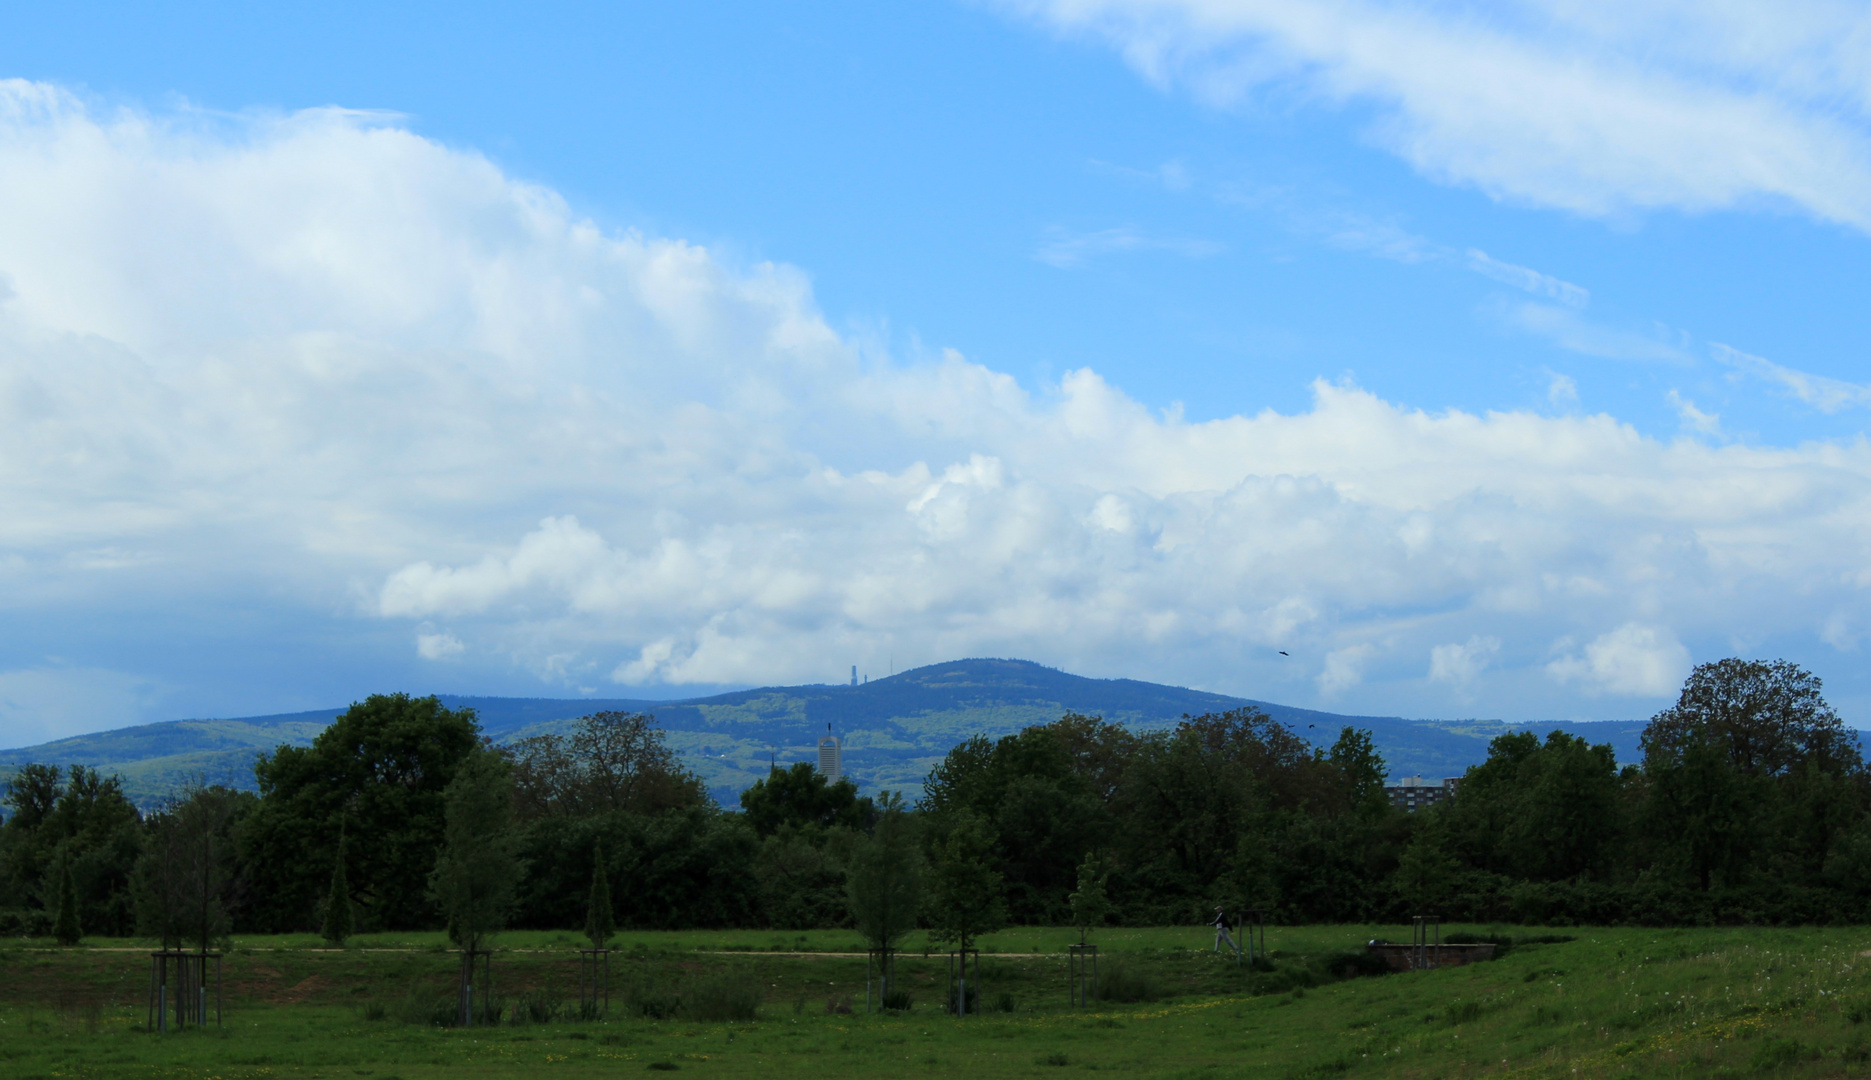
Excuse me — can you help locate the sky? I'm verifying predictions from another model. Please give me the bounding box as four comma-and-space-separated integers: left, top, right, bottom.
3, 0, 1871, 745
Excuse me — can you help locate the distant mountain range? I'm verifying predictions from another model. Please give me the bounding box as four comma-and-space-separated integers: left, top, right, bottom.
0, 658, 1648, 807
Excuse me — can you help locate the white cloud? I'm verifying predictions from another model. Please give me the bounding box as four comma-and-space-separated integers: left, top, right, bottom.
1467, 250, 1589, 308
1002, 0, 1871, 230
1546, 624, 1691, 697
1429, 635, 1500, 688
1546, 372, 1578, 407
3, 82, 1871, 720
1666, 390, 1722, 437
1713, 343, 1871, 414
1035, 225, 1225, 267
1496, 301, 1691, 363
1318, 645, 1372, 697
416, 632, 466, 661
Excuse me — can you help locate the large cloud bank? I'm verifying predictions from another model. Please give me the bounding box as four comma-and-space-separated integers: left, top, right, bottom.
2, 80, 1869, 728
1005, 0, 1871, 229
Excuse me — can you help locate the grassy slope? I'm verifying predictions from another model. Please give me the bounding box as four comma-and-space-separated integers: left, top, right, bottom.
4, 925, 1871, 1078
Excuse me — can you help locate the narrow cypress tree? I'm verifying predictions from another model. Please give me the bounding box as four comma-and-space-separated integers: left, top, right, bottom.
320, 826, 354, 947
51, 857, 82, 946
584, 839, 615, 948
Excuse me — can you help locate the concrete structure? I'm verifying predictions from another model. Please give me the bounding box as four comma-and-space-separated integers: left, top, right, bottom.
1384, 775, 1462, 812
1365, 941, 1495, 971
817, 730, 842, 781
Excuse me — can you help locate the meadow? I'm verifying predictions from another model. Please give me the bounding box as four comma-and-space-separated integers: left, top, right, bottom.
5, 925, 1871, 1079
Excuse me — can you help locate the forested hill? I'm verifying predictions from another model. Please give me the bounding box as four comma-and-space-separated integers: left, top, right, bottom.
0, 658, 1646, 806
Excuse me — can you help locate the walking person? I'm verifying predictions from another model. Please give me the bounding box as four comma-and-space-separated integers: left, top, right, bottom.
1211, 906, 1240, 957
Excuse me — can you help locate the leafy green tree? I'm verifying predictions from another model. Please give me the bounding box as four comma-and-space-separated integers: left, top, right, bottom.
505, 712, 711, 821
428, 751, 524, 955
928, 813, 1005, 1015
1445, 731, 1622, 882
1641, 659, 1862, 890
1645, 659, 1857, 777
921, 725, 1107, 923
3, 765, 142, 934
754, 827, 852, 929
132, 783, 246, 953
846, 807, 922, 996
584, 838, 614, 948
1644, 729, 1756, 891
1115, 709, 1314, 916
320, 825, 354, 947
510, 808, 760, 931
1218, 832, 1280, 919
927, 812, 1006, 954
51, 856, 80, 945
1393, 816, 1462, 913
1067, 853, 1111, 945
738, 762, 871, 837
1328, 727, 1392, 818
243, 694, 483, 931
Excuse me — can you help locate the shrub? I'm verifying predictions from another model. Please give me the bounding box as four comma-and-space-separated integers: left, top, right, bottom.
510, 990, 562, 1025
881, 990, 912, 1011
0, 909, 50, 937
1094, 960, 1160, 1004
683, 974, 760, 1022
392, 983, 458, 1027
622, 972, 680, 1020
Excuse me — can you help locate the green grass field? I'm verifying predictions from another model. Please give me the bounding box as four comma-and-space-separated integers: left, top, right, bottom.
5, 925, 1871, 1078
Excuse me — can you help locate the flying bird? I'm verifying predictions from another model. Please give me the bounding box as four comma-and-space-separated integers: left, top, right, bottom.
1278, 650, 1289, 656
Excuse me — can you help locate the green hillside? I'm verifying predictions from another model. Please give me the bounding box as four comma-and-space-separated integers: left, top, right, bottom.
0, 657, 1648, 807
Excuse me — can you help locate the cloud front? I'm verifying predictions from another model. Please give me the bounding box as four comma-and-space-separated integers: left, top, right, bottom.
2, 80, 1869, 729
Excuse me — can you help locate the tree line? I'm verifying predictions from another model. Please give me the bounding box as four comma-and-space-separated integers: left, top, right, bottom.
2, 659, 1868, 943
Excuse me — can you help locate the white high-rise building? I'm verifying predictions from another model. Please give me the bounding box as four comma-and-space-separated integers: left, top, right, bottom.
817, 730, 842, 781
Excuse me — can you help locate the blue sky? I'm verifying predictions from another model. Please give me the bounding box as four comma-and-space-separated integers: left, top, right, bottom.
2, 1, 1870, 744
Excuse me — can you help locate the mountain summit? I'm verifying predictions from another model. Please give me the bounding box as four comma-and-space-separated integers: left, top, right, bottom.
0, 658, 1643, 806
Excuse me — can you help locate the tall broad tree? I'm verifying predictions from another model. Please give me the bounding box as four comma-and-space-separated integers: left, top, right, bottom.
1443, 731, 1622, 882
505, 712, 711, 821
3, 765, 143, 936
243, 694, 483, 931
739, 762, 871, 837
919, 725, 1106, 924
846, 804, 922, 999
1642, 659, 1864, 889
1645, 659, 1858, 778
